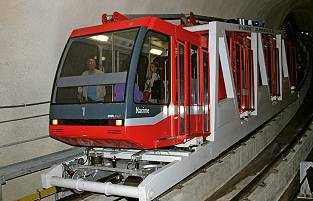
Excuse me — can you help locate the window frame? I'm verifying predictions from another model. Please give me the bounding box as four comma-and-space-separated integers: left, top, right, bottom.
52, 27, 141, 105
133, 30, 172, 105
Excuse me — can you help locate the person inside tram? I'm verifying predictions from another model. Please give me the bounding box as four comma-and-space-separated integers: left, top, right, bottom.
78, 58, 106, 102
114, 68, 143, 103
144, 61, 161, 103
114, 82, 143, 103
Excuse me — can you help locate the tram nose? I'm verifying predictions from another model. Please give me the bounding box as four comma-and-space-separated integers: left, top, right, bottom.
49, 119, 124, 127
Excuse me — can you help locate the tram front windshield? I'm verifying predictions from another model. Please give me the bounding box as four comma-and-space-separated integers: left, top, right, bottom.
53, 28, 139, 104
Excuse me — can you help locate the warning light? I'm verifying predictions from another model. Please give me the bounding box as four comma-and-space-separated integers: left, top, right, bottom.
51, 119, 58, 125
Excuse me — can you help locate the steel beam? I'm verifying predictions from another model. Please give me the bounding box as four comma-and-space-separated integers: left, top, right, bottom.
0, 148, 84, 182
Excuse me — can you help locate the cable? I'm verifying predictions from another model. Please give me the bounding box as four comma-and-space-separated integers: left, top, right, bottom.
0, 114, 49, 124
0, 135, 49, 149
0, 101, 50, 109
0, 101, 50, 124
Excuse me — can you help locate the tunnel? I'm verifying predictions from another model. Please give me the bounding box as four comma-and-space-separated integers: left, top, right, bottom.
0, 1, 313, 200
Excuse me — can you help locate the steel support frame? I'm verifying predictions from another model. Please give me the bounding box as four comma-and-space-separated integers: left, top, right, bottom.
137, 143, 215, 201
206, 22, 288, 139
257, 32, 269, 86
42, 144, 216, 201
276, 34, 283, 100
282, 39, 290, 78
185, 21, 293, 151
209, 22, 260, 139
102, 152, 185, 163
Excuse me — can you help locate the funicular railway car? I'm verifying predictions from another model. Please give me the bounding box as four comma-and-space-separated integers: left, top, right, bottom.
50, 12, 216, 149
44, 12, 311, 200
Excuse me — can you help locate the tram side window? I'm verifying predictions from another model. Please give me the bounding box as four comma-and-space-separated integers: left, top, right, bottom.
191, 46, 199, 105
176, 44, 185, 105
55, 28, 139, 104
137, 56, 149, 92
60, 41, 99, 77
101, 49, 113, 72
203, 51, 209, 131
135, 31, 171, 104
264, 45, 272, 89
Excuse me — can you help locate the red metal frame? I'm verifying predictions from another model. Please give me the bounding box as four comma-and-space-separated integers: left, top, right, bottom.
262, 34, 280, 97
285, 39, 297, 87
102, 12, 129, 24
179, 12, 200, 27
175, 40, 184, 138
228, 32, 254, 113
199, 48, 205, 133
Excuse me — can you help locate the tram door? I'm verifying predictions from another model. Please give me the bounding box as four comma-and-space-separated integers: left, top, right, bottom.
176, 41, 190, 135
189, 45, 202, 134
200, 48, 209, 133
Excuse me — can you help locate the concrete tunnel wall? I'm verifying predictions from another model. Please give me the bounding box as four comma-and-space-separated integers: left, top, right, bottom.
0, 0, 312, 200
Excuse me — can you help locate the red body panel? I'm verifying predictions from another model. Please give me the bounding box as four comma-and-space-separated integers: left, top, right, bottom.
50, 116, 188, 149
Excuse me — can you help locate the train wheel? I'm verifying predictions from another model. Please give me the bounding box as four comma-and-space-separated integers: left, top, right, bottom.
71, 170, 85, 194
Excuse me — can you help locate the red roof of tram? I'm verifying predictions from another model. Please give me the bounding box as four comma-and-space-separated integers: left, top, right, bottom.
71, 16, 207, 47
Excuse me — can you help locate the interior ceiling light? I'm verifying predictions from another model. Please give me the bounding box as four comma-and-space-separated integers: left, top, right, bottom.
90, 35, 109, 42
150, 48, 163, 55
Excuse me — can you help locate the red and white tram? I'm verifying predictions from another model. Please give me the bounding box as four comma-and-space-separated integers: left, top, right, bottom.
44, 12, 311, 200
50, 12, 305, 149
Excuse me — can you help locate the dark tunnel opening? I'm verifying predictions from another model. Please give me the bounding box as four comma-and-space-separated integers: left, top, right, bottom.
281, 9, 313, 88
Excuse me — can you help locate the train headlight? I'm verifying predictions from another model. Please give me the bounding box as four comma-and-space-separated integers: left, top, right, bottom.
51, 119, 58, 125
115, 120, 123, 126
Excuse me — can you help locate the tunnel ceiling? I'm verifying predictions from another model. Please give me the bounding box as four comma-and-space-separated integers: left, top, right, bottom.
235, 0, 313, 33
190, 0, 313, 34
